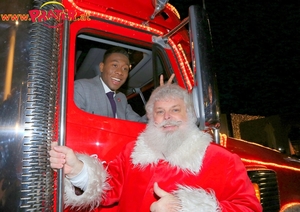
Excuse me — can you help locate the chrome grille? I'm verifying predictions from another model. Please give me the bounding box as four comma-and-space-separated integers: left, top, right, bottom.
248, 170, 280, 212
19, 1, 63, 211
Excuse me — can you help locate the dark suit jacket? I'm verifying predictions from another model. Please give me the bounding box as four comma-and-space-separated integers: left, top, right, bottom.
74, 76, 147, 122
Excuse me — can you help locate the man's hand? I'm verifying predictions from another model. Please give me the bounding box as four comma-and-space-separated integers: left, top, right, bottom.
159, 74, 175, 86
49, 142, 83, 178
150, 182, 181, 212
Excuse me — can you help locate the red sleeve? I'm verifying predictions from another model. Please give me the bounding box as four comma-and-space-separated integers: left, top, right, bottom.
219, 153, 262, 212
100, 142, 135, 206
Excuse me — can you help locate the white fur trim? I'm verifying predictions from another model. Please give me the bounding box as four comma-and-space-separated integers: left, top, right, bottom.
64, 154, 110, 211
174, 185, 221, 212
131, 129, 212, 174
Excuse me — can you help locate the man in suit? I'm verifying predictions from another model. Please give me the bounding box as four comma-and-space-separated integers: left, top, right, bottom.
74, 47, 174, 122
74, 47, 147, 122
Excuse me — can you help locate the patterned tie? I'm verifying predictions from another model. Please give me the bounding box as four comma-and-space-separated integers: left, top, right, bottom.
106, 91, 116, 117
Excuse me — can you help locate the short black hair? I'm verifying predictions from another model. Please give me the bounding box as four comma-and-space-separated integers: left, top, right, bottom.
103, 47, 130, 63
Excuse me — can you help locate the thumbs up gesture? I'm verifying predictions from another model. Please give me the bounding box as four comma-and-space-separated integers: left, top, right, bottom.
150, 182, 181, 212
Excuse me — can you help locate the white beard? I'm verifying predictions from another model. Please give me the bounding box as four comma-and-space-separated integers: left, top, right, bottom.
142, 119, 199, 158
131, 119, 212, 173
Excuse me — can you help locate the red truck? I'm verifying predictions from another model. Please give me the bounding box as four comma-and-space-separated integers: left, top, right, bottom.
0, 0, 299, 211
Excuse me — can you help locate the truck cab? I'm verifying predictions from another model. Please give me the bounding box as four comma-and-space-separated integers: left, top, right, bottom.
0, 0, 299, 211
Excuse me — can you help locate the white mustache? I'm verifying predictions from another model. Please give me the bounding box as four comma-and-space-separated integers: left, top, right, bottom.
155, 120, 182, 128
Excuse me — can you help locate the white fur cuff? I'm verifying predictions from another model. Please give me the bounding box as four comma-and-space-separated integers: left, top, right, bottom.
174, 185, 221, 212
64, 154, 110, 211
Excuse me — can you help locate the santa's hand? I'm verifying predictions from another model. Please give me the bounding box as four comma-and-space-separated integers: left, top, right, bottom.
49, 142, 83, 178
150, 182, 181, 212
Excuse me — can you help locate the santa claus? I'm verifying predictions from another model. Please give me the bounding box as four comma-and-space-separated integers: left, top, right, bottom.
50, 84, 262, 212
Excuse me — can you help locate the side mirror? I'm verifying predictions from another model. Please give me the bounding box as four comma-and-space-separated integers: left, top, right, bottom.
189, 5, 221, 135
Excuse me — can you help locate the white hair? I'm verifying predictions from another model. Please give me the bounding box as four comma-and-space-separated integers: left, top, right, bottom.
145, 84, 197, 123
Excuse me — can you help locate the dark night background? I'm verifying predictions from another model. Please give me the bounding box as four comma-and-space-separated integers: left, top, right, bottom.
169, 0, 300, 117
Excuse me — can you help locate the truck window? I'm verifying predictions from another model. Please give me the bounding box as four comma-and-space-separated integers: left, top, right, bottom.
73, 34, 171, 118
128, 47, 175, 116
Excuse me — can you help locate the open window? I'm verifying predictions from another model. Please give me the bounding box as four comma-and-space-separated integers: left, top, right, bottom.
74, 33, 174, 118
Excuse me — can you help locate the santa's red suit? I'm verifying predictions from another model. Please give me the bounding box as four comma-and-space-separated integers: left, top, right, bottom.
64, 129, 262, 212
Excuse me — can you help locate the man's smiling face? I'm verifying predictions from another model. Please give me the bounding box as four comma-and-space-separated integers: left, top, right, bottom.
100, 52, 130, 91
